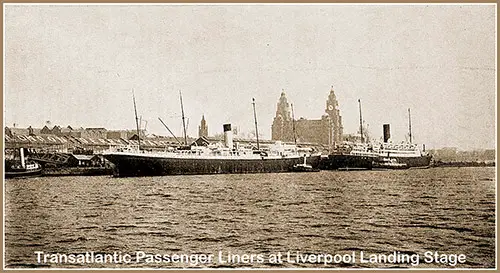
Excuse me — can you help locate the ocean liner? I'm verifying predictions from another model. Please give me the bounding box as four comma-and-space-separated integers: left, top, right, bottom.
319, 142, 377, 170
371, 135, 432, 169
103, 94, 320, 177
321, 131, 432, 170
104, 137, 321, 177
320, 101, 431, 170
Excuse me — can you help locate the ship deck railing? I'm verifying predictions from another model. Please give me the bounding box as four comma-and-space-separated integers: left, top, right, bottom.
104, 145, 303, 159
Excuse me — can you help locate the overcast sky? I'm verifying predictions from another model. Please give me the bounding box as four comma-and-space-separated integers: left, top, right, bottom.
4, 4, 496, 150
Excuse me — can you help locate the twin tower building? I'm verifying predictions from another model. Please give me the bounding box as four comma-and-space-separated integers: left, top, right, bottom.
198, 86, 343, 146
271, 86, 343, 146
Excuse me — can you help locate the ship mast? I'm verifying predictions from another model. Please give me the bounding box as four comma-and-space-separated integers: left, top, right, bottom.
179, 91, 188, 145
132, 89, 142, 150
291, 103, 297, 145
358, 99, 364, 143
408, 108, 412, 144
158, 117, 182, 145
252, 98, 260, 150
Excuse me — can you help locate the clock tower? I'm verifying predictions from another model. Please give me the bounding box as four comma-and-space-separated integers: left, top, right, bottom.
325, 86, 343, 145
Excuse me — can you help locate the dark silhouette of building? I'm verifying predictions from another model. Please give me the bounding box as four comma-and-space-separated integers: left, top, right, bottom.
198, 115, 208, 138
51, 125, 62, 136
5, 127, 12, 138
107, 130, 128, 139
192, 136, 210, 146
60, 125, 82, 137
271, 86, 343, 146
40, 125, 51, 135
82, 128, 107, 139
271, 92, 293, 141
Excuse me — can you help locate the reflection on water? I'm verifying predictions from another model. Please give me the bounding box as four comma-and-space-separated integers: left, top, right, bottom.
5, 167, 495, 268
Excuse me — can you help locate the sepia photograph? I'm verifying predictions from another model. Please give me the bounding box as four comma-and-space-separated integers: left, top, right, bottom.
3, 3, 496, 269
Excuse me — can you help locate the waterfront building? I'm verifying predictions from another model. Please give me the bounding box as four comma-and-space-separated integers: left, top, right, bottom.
82, 128, 108, 139
51, 125, 62, 136
107, 130, 129, 139
40, 125, 51, 135
60, 126, 82, 137
271, 87, 343, 146
107, 129, 146, 140
5, 126, 41, 137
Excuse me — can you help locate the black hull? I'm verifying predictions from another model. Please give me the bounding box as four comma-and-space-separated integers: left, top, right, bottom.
5, 169, 42, 179
320, 154, 432, 170
319, 154, 375, 170
104, 154, 321, 177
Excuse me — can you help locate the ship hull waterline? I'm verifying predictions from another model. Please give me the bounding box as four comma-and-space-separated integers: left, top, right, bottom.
320, 154, 432, 170
104, 153, 322, 177
378, 155, 433, 169
319, 154, 375, 170
5, 169, 42, 179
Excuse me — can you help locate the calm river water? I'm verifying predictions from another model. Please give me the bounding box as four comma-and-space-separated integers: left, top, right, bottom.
5, 167, 496, 268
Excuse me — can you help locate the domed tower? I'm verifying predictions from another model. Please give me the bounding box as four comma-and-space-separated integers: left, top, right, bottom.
275, 91, 292, 121
325, 86, 343, 145
271, 91, 293, 141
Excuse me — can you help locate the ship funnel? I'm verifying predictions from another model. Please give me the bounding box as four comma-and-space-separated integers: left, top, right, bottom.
223, 124, 233, 149
383, 124, 391, 143
20, 148, 25, 168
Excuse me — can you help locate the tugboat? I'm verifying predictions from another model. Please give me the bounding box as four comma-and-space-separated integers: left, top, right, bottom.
5, 148, 42, 178
293, 155, 320, 172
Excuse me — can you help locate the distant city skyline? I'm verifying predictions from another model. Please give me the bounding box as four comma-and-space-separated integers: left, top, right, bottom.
4, 4, 496, 150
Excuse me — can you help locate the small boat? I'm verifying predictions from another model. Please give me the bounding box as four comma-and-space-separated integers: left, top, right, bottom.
6, 161, 43, 178
5, 148, 43, 178
293, 156, 320, 172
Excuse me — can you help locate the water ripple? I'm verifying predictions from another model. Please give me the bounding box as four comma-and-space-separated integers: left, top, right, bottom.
5, 167, 495, 268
